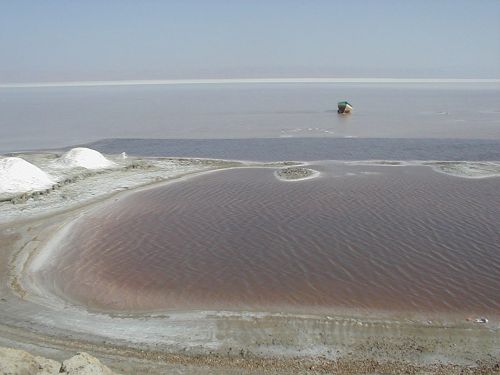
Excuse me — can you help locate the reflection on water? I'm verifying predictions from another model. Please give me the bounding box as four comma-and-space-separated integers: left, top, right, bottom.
37, 164, 500, 315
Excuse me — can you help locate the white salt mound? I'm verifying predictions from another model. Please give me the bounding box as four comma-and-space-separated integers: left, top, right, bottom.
57, 147, 116, 170
0, 157, 55, 195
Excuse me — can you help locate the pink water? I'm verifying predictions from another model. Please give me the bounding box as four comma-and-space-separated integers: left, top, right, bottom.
39, 164, 500, 315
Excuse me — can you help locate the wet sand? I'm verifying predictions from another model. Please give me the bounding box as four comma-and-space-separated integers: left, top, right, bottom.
0, 161, 499, 374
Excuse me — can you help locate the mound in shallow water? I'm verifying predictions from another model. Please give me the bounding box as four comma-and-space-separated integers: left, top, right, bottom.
0, 157, 55, 196
56, 147, 116, 170
275, 167, 318, 181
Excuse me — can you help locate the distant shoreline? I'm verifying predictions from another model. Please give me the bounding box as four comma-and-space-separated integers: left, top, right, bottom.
1, 77, 499, 88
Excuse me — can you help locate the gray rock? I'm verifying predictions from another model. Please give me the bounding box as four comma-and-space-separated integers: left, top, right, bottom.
61, 352, 116, 375
0, 347, 60, 375
0, 347, 118, 375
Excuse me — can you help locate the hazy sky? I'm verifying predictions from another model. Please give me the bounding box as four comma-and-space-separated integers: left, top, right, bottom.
1, 0, 499, 82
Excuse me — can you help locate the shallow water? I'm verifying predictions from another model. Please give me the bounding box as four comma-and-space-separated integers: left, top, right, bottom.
37, 164, 500, 315
1, 83, 499, 153
87, 137, 500, 162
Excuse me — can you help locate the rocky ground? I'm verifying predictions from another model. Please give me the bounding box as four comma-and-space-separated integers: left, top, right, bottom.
0, 347, 117, 375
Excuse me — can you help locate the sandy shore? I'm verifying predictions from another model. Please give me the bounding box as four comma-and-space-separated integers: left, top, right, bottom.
0, 157, 499, 374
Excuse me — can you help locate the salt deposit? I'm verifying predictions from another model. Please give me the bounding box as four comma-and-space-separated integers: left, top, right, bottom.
56, 147, 116, 170
0, 157, 55, 196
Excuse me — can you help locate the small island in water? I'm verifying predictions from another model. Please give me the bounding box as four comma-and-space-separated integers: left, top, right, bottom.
275, 166, 319, 181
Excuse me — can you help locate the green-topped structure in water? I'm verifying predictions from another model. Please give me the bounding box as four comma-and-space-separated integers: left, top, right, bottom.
337, 101, 353, 114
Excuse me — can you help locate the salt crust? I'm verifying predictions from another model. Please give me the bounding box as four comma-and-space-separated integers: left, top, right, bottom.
0, 157, 55, 195
55, 147, 116, 170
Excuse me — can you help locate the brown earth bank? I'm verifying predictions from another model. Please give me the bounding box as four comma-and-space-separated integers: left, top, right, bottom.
0, 341, 499, 375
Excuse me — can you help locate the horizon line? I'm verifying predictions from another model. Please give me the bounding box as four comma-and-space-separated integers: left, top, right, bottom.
1, 77, 499, 88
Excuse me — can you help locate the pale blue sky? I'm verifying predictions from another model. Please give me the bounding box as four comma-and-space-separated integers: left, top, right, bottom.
0, 0, 498, 82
